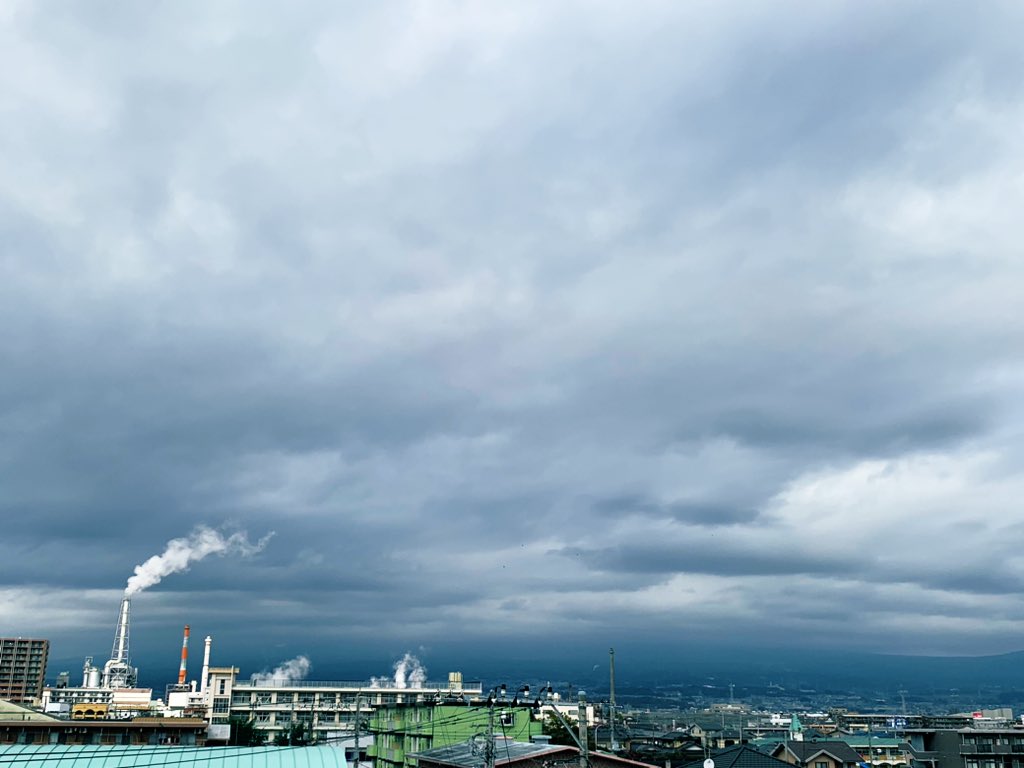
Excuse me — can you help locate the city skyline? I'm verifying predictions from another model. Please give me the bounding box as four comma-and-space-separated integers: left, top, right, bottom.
3, 2, 1024, 672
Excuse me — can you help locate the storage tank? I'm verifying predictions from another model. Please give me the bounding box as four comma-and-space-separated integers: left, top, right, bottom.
87, 667, 101, 687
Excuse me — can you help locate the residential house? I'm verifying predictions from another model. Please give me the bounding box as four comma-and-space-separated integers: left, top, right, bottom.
771, 740, 864, 768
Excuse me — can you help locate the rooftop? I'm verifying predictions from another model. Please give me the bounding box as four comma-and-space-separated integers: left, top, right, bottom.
411, 738, 570, 767
0, 701, 58, 723
0, 745, 346, 768
775, 741, 864, 764
681, 745, 801, 768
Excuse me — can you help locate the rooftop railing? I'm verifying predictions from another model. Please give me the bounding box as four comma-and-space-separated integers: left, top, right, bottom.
233, 679, 483, 691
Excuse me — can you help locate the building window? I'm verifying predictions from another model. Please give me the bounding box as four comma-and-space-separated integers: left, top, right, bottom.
816, 762, 828, 768
218, 680, 227, 695
213, 698, 230, 714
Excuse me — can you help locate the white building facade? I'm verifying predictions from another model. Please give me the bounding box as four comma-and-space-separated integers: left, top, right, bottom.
204, 667, 481, 745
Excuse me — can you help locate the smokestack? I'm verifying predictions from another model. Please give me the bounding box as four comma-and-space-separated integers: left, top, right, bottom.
200, 636, 212, 695
101, 595, 136, 689
178, 625, 190, 685
113, 596, 131, 664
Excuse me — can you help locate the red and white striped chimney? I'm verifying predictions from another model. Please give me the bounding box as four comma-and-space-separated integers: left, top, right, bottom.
177, 625, 190, 685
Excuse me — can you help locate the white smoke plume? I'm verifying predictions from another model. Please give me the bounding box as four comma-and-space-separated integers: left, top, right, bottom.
395, 652, 427, 688
370, 652, 428, 689
125, 525, 274, 596
250, 655, 312, 685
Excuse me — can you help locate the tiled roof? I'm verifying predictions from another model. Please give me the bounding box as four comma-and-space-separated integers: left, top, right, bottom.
680, 745, 796, 768
775, 741, 863, 764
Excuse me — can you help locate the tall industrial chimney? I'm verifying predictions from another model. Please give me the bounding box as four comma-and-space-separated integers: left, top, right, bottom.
200, 635, 212, 696
101, 595, 137, 688
178, 625, 191, 685
113, 596, 130, 663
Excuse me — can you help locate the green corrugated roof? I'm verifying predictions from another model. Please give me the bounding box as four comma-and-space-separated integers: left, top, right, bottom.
0, 745, 346, 768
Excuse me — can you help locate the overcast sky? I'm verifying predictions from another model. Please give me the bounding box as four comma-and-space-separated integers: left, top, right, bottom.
3, 1, 1024, 683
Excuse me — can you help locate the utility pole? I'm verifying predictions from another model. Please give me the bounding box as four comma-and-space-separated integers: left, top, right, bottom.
578, 691, 589, 768
354, 695, 363, 768
485, 697, 496, 768
609, 648, 619, 752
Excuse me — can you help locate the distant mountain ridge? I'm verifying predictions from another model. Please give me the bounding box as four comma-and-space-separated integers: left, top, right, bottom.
66, 644, 1024, 696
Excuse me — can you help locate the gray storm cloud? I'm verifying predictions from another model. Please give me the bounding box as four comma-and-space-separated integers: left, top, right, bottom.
1, 0, 1024, 664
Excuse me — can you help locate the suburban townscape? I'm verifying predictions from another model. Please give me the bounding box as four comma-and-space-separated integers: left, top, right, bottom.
4, 592, 1024, 768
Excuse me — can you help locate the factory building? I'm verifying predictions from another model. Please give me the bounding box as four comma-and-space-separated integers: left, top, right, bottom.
0, 639, 49, 706
39, 596, 159, 717
41, 686, 157, 718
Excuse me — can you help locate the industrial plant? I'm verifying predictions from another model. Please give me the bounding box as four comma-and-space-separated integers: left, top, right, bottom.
25, 566, 491, 758
41, 594, 208, 720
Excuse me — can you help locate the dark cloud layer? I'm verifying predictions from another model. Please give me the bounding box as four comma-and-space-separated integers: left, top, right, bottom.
3, 1, 1024, 681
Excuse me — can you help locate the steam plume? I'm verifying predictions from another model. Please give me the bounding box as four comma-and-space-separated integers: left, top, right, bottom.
371, 652, 427, 688
125, 525, 274, 596
251, 655, 311, 685
394, 652, 427, 688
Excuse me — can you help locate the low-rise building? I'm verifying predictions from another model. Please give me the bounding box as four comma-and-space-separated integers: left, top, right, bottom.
771, 740, 864, 768
838, 733, 909, 768
41, 686, 157, 718
0, 716, 209, 746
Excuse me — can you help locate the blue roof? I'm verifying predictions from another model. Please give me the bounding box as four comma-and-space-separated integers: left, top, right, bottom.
0, 745, 346, 768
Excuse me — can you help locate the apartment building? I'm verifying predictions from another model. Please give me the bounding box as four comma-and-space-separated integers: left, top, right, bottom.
903, 728, 1024, 768
0, 639, 49, 706
204, 666, 482, 746
370, 700, 542, 768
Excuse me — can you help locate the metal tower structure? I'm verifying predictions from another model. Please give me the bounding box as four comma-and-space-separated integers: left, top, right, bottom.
102, 595, 138, 688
